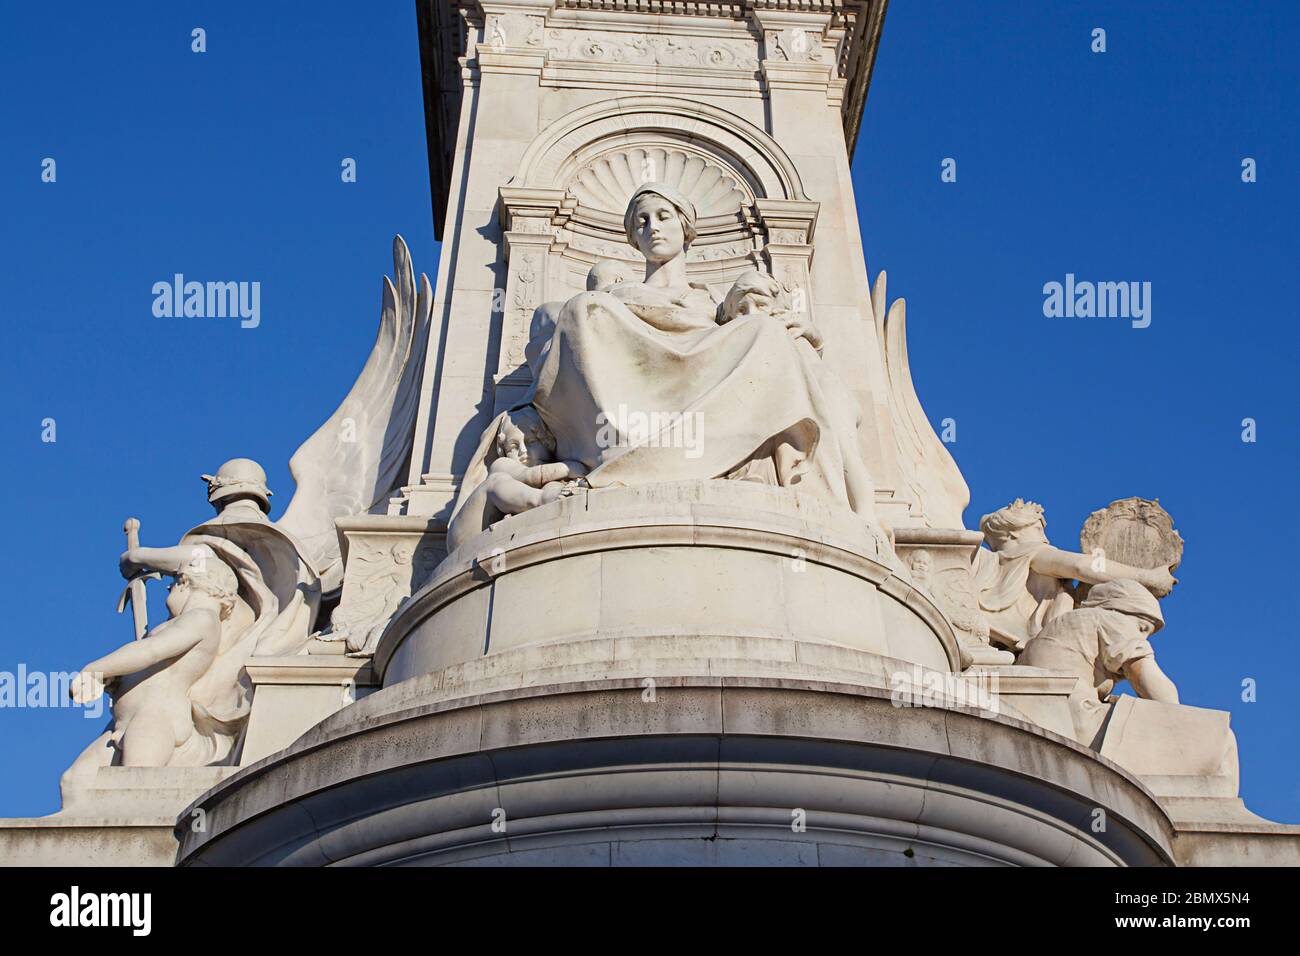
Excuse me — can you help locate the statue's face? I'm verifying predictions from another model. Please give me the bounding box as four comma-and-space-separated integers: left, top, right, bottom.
497, 424, 527, 463
166, 580, 191, 618
630, 194, 685, 262
1020, 522, 1048, 544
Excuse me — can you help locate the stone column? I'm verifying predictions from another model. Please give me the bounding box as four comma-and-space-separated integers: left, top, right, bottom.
755, 198, 819, 323
752, 8, 898, 514
494, 186, 566, 411
404, 0, 551, 521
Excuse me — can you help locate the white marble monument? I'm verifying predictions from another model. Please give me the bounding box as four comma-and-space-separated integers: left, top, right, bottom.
2, 0, 1297, 867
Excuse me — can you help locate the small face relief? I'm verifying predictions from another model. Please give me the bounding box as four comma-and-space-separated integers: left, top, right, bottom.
498, 420, 530, 462
633, 195, 685, 262
166, 581, 190, 617
736, 293, 774, 317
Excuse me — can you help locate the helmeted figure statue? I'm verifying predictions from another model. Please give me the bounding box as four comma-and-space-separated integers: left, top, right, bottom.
62, 238, 433, 779
185, 458, 321, 657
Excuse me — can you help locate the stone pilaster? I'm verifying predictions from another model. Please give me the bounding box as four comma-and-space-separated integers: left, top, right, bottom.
495, 186, 567, 408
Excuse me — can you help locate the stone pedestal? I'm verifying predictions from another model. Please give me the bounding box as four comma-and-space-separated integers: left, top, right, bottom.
0, 767, 237, 867
319, 515, 448, 654
378, 481, 959, 686
894, 528, 1015, 667
175, 678, 1177, 867
169, 481, 1159, 866
160, 481, 1300, 866
0, 652, 380, 866
242, 655, 378, 765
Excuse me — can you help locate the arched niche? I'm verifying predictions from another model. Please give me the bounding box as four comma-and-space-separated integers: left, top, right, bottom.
493, 95, 819, 407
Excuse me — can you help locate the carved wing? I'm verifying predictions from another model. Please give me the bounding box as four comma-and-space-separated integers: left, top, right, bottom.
872, 270, 970, 529
276, 236, 433, 591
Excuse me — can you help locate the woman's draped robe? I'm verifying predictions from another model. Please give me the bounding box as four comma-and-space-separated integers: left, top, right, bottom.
449, 281, 878, 547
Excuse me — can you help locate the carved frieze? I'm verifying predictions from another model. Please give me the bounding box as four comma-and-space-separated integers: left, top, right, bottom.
502, 250, 541, 373
329, 534, 445, 656
768, 227, 806, 246
544, 29, 759, 70
486, 13, 544, 49
765, 28, 825, 63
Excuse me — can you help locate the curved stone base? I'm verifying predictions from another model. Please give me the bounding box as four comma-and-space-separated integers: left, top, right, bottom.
175, 678, 1176, 867
378, 481, 961, 686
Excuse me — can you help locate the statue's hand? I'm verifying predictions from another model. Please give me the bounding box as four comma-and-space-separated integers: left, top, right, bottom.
119, 549, 138, 579
70, 670, 105, 704
783, 314, 824, 352
118, 548, 151, 580
541, 477, 587, 505
539, 482, 568, 505
1143, 565, 1177, 598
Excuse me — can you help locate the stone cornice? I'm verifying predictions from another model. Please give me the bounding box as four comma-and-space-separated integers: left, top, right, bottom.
416, 0, 886, 237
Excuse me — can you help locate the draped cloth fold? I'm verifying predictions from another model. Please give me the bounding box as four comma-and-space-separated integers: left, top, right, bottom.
525, 283, 872, 514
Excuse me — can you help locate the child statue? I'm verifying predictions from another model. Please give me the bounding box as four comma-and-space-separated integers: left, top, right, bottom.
974, 498, 1176, 651
67, 545, 241, 769
1018, 578, 1178, 745
444, 406, 588, 554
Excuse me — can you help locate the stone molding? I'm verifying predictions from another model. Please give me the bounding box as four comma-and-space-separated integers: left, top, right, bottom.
374, 481, 962, 683
174, 678, 1177, 867
513, 95, 807, 203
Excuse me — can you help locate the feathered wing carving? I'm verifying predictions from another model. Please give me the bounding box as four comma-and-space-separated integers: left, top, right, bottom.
871, 270, 970, 529
276, 236, 433, 592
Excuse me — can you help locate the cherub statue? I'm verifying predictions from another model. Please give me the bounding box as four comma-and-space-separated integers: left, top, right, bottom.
973, 498, 1176, 651
486, 407, 588, 512
719, 269, 823, 353
442, 259, 630, 555
66, 545, 244, 779
446, 406, 588, 554
1018, 578, 1178, 746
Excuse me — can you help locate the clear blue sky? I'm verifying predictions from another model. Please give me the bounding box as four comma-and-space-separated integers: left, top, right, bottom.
1, 1, 1296, 823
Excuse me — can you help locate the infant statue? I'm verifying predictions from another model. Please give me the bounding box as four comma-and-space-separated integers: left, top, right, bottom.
445, 406, 588, 553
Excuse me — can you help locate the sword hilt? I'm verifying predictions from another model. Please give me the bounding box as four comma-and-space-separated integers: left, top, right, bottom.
122, 518, 147, 640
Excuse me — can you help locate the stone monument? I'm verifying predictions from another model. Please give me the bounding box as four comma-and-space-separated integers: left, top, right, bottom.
2, 0, 1296, 867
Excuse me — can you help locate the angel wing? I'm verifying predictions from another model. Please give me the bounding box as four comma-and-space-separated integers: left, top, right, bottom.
277, 236, 433, 592
871, 270, 970, 529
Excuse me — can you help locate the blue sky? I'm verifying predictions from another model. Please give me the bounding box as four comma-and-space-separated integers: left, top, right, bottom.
1, 1, 1296, 824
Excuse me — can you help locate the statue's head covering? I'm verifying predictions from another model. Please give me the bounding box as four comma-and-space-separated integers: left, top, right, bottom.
1081, 578, 1164, 633
202, 458, 272, 513
624, 182, 699, 249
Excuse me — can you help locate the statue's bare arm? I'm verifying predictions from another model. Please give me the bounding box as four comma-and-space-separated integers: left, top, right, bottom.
79, 611, 216, 683
1123, 656, 1179, 704
119, 544, 201, 579
521, 460, 587, 487
1029, 546, 1176, 597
